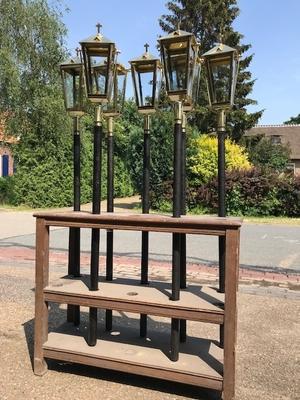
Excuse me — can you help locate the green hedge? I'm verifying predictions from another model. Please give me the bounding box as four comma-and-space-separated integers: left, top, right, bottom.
0, 176, 16, 204
189, 169, 300, 217
150, 169, 300, 217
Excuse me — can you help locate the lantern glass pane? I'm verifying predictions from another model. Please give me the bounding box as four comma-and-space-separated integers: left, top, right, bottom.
192, 61, 201, 104
62, 69, 81, 111
92, 58, 108, 96
103, 68, 127, 115
132, 64, 155, 108
210, 58, 231, 104
139, 70, 154, 106
117, 72, 126, 108
163, 40, 188, 91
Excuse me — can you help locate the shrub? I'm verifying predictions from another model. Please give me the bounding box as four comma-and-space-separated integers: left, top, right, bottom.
188, 134, 251, 185
189, 168, 300, 217
0, 176, 15, 204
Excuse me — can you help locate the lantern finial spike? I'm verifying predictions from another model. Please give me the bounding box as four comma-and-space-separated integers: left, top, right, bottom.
96, 22, 102, 34
177, 21, 181, 31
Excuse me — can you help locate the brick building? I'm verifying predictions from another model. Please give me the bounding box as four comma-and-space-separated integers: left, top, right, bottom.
0, 118, 16, 177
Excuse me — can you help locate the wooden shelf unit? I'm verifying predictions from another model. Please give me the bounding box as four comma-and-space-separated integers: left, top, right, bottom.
34, 211, 241, 400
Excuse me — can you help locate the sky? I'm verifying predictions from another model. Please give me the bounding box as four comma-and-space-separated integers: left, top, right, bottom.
62, 0, 300, 125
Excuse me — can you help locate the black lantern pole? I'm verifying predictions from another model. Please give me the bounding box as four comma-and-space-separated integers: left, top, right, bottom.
140, 113, 150, 337
159, 28, 201, 362
129, 45, 161, 338
60, 50, 85, 327
105, 116, 114, 331
80, 23, 116, 346
202, 39, 239, 348
179, 111, 187, 343
103, 60, 127, 332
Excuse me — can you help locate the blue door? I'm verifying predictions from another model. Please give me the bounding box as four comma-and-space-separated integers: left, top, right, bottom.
2, 155, 9, 177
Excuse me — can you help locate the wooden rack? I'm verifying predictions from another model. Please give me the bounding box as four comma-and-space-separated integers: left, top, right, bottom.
34, 211, 241, 400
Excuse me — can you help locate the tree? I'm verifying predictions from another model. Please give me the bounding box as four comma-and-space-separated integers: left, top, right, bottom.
0, 0, 74, 206
284, 114, 300, 125
159, 0, 263, 141
246, 137, 290, 172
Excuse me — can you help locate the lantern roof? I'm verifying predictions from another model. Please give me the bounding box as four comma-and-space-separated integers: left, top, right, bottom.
158, 29, 195, 42
202, 42, 237, 58
80, 32, 114, 45
129, 44, 160, 64
60, 56, 82, 67
80, 23, 114, 45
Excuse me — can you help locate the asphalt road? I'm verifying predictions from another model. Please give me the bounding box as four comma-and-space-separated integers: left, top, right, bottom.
0, 211, 299, 272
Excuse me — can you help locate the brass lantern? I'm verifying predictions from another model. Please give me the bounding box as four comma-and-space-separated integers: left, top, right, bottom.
103, 60, 128, 117
201, 41, 239, 110
60, 53, 85, 117
80, 23, 116, 103
129, 44, 161, 114
158, 29, 200, 107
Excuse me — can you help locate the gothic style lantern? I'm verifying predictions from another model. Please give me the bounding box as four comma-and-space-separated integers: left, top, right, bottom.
129, 44, 162, 113
80, 23, 116, 103
60, 52, 85, 116
103, 61, 128, 117
158, 29, 200, 107
201, 41, 239, 110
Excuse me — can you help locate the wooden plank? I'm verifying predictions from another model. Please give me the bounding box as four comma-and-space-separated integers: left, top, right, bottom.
44, 278, 224, 324
33, 211, 242, 235
223, 228, 240, 400
43, 332, 223, 390
34, 218, 49, 376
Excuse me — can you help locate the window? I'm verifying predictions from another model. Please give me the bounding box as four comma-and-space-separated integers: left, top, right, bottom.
271, 135, 282, 145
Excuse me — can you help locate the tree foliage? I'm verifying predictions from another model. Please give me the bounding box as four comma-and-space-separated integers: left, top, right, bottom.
188, 134, 251, 184
245, 137, 290, 172
0, 0, 76, 207
284, 113, 300, 125
0, 0, 134, 207
159, 0, 263, 141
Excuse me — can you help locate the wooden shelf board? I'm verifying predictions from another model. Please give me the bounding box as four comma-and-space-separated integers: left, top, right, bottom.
43, 331, 223, 390
44, 277, 224, 324
33, 211, 242, 236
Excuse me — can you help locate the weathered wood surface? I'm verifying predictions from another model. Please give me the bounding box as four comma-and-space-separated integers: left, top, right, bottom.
43, 332, 223, 390
34, 211, 242, 236
45, 277, 225, 324
34, 211, 241, 399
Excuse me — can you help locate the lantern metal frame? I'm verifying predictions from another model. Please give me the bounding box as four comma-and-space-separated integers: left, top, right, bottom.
103, 62, 128, 117
158, 29, 200, 106
80, 27, 116, 103
129, 45, 162, 114
201, 42, 239, 111
60, 55, 85, 117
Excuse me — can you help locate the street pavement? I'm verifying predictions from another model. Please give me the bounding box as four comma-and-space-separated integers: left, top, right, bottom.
0, 199, 299, 273
0, 198, 299, 399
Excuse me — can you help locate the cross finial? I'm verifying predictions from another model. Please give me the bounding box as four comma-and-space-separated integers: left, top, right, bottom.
144, 43, 149, 53
75, 47, 80, 57
96, 22, 102, 34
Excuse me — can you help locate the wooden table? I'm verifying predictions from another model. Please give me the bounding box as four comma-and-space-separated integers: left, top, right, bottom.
34, 211, 241, 400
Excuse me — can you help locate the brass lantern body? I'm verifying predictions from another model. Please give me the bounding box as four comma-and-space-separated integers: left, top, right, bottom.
103, 62, 128, 117
202, 42, 239, 111
80, 30, 116, 103
129, 47, 161, 114
60, 56, 85, 117
158, 29, 200, 107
